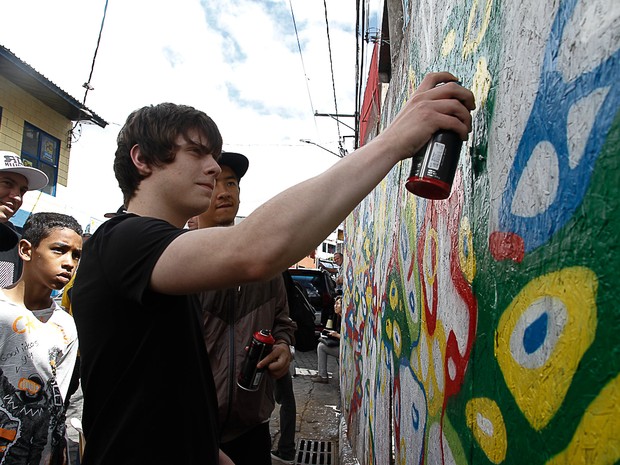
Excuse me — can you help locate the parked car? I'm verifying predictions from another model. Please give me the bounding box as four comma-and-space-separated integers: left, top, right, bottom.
288, 268, 337, 327
282, 271, 320, 351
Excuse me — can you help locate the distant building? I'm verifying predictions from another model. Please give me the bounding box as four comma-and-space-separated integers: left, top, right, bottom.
291, 224, 344, 269
0, 44, 106, 230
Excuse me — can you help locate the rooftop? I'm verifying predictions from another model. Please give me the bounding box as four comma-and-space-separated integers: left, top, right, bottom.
0, 44, 107, 128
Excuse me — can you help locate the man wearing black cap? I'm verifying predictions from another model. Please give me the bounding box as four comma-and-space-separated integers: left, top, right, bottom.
0, 150, 49, 286
197, 152, 297, 465
196, 152, 248, 227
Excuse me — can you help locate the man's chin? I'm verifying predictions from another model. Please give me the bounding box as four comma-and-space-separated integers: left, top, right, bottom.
214, 214, 236, 227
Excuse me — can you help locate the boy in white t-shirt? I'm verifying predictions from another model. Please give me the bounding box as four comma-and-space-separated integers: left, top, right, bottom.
0, 212, 82, 465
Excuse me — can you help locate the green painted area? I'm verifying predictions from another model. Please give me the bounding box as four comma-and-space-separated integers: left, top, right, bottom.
454, 113, 620, 463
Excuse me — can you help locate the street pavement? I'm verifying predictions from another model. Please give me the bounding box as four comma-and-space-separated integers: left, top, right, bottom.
271, 346, 341, 464
65, 344, 341, 465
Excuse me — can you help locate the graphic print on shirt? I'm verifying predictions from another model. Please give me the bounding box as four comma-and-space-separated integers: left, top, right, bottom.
0, 300, 75, 465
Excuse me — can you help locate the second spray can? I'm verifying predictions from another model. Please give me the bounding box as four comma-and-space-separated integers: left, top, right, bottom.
237, 329, 275, 392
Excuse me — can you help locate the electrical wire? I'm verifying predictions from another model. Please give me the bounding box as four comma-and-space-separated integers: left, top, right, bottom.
322, 0, 343, 153
70, 0, 109, 144
288, 0, 319, 135
357, 0, 367, 145
82, 0, 109, 105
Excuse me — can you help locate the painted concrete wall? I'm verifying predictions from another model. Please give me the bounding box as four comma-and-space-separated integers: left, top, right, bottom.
340, 0, 619, 464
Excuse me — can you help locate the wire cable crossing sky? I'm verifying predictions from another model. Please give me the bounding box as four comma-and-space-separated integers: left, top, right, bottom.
1, 0, 382, 221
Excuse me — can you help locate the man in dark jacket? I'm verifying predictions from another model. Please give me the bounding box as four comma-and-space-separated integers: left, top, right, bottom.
197, 152, 297, 465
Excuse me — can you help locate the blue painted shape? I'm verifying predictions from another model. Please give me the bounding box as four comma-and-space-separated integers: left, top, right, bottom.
523, 312, 549, 354
411, 400, 420, 430
499, 0, 620, 252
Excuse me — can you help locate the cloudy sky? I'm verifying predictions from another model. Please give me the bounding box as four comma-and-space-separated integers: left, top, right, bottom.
1, 0, 381, 221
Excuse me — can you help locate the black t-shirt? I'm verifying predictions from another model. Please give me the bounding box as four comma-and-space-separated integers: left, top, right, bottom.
72, 215, 219, 465
0, 222, 22, 287
0, 221, 19, 251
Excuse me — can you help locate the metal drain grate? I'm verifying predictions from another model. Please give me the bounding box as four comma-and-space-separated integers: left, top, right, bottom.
295, 438, 336, 465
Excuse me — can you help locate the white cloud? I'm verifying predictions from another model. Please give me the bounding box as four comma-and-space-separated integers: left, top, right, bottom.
1, 0, 367, 219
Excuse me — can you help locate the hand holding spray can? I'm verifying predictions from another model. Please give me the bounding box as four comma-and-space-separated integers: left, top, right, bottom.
405, 81, 463, 200
237, 329, 275, 391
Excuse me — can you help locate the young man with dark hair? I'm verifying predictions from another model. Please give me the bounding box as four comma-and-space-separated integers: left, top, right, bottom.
72, 73, 475, 464
0, 212, 82, 464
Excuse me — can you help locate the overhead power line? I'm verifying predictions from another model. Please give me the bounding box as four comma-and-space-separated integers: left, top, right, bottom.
355, 0, 367, 150
82, 0, 109, 105
71, 0, 109, 145
322, 0, 343, 154
288, 0, 356, 157
288, 0, 318, 134
300, 139, 342, 158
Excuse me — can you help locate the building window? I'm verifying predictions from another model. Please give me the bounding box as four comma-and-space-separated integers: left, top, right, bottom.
322, 242, 336, 254
21, 123, 59, 195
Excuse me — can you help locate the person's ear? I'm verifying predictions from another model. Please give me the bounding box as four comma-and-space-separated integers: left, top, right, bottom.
17, 238, 34, 262
130, 144, 152, 176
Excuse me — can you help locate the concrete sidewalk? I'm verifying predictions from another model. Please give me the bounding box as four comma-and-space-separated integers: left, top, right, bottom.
65, 345, 342, 465
270, 346, 341, 465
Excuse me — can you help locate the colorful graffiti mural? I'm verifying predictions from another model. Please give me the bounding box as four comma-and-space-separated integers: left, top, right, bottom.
341, 0, 619, 463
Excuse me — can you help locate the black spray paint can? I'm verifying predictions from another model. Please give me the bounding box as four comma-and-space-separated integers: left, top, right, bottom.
237, 329, 275, 391
405, 82, 463, 200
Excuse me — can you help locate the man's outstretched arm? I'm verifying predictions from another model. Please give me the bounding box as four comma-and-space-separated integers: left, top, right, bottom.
153, 72, 475, 294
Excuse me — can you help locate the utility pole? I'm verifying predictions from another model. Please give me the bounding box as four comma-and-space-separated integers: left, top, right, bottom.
313, 111, 359, 154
